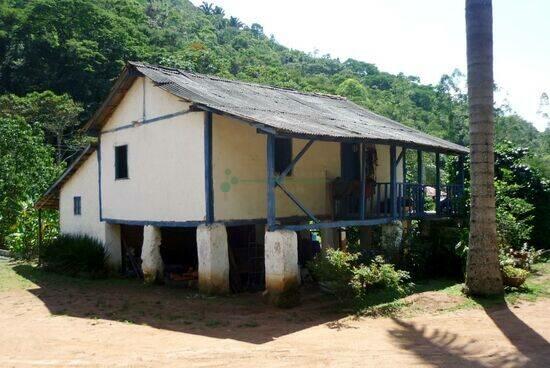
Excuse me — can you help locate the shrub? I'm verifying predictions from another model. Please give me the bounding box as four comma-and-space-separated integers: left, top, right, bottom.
40, 234, 107, 277
350, 256, 410, 298
308, 249, 410, 303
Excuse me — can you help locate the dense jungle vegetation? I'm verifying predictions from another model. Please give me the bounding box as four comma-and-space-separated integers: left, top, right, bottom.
0, 0, 548, 258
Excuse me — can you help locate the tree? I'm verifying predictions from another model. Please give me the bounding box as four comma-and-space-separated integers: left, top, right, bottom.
0, 91, 84, 163
0, 117, 61, 247
464, 0, 503, 295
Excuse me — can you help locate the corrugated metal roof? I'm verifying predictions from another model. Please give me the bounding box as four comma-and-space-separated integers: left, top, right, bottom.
130, 62, 468, 154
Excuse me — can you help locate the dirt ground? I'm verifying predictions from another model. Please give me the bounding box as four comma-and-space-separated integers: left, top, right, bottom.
0, 261, 549, 367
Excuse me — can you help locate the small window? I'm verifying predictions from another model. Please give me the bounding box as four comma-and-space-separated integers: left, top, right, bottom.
275, 138, 292, 175
73, 196, 81, 216
115, 145, 128, 179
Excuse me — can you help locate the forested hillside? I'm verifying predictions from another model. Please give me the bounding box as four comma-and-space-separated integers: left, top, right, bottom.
0, 0, 548, 252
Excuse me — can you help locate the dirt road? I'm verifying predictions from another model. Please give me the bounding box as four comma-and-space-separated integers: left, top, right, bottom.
0, 262, 549, 367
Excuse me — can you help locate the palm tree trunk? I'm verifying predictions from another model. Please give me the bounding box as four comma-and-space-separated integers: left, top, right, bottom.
465, 0, 503, 295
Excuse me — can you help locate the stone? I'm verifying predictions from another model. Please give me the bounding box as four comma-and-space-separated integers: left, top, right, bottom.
264, 230, 300, 307
141, 225, 163, 284
197, 223, 230, 294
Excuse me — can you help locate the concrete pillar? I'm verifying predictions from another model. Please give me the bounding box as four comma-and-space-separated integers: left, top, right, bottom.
197, 223, 230, 294
320, 228, 338, 249
104, 223, 121, 270
141, 225, 163, 284
380, 220, 403, 263
264, 230, 300, 307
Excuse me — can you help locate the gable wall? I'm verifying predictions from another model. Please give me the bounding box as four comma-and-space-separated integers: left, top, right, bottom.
99, 77, 206, 222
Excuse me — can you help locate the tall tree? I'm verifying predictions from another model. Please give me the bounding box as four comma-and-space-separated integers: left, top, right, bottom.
464, 0, 503, 295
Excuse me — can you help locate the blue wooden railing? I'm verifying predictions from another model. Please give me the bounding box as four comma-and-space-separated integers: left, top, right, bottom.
333, 182, 465, 220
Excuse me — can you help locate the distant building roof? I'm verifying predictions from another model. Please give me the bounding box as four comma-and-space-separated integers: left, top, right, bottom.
85, 62, 468, 154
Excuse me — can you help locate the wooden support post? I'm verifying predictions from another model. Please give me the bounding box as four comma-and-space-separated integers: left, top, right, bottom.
435, 152, 441, 215
267, 134, 276, 230
204, 111, 214, 223
390, 145, 397, 219
360, 142, 366, 220
417, 150, 424, 215
458, 154, 465, 188
402, 148, 407, 184
37, 209, 43, 262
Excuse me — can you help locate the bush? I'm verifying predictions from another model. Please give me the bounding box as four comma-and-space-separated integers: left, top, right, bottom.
40, 234, 107, 277
308, 249, 410, 303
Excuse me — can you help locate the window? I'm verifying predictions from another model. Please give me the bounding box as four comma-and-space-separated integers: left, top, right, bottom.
274, 138, 292, 175
115, 145, 128, 179
73, 196, 81, 216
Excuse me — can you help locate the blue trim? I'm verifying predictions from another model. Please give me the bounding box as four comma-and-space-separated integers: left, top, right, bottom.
359, 142, 366, 220
278, 139, 314, 182
97, 137, 103, 221
402, 147, 407, 184
435, 153, 442, 212
104, 218, 204, 228
417, 150, 424, 215
266, 134, 276, 230
100, 110, 192, 135
390, 145, 397, 219
278, 217, 392, 231
204, 111, 214, 223
276, 182, 319, 223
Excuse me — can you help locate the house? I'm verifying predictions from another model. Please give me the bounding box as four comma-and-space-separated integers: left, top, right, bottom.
36, 62, 468, 302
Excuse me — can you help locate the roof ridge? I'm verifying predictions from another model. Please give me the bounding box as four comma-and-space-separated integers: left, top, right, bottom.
128, 61, 346, 100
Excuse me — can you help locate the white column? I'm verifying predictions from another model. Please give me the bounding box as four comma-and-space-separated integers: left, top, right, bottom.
141, 225, 163, 284
103, 223, 121, 270
197, 223, 230, 294
264, 230, 300, 306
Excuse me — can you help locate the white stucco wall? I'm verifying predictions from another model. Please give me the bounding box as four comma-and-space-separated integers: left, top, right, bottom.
60, 151, 104, 238
99, 77, 206, 222
59, 151, 121, 266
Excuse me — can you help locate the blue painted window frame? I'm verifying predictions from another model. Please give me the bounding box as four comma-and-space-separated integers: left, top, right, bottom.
114, 144, 129, 180
73, 196, 81, 216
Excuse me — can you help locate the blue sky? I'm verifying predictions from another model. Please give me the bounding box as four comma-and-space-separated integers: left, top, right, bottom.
190, 0, 549, 131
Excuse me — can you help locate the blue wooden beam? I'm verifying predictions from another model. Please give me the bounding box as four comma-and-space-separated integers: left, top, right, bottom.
390, 145, 397, 219
417, 150, 424, 215
402, 148, 407, 183
97, 137, 103, 221
277, 139, 314, 183
204, 111, 214, 223
359, 142, 366, 220
277, 217, 392, 231
435, 152, 441, 215
276, 182, 319, 223
266, 134, 276, 230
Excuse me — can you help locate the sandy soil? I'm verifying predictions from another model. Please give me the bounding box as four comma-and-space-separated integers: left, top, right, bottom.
0, 268, 549, 367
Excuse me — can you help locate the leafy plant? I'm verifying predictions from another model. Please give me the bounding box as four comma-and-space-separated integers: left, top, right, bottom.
40, 234, 107, 277
308, 249, 410, 304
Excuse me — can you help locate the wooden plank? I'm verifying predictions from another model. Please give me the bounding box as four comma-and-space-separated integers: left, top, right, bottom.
278, 217, 392, 231
390, 145, 397, 219
435, 152, 441, 215
276, 182, 319, 223
278, 139, 314, 182
267, 134, 276, 230
360, 142, 366, 220
204, 111, 214, 223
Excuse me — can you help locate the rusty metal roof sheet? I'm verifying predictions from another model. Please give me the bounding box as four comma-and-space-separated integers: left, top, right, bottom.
128, 62, 468, 154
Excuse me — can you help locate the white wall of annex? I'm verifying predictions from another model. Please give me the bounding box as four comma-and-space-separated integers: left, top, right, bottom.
100, 77, 206, 222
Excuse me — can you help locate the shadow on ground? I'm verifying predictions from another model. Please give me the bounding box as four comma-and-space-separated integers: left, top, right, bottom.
13, 264, 348, 344
388, 294, 550, 368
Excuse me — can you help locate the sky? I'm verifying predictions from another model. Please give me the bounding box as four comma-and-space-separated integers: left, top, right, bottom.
190, 0, 550, 131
